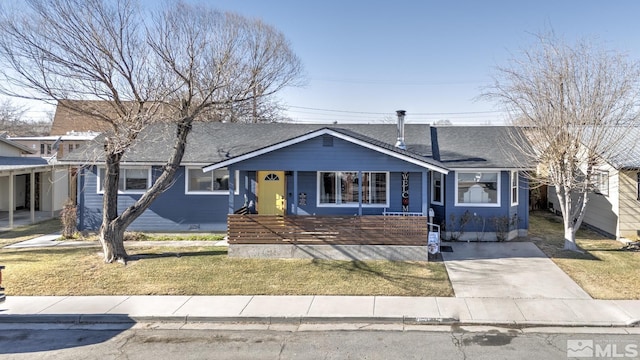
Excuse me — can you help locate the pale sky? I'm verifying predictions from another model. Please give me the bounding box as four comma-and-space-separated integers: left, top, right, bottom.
10, 0, 640, 125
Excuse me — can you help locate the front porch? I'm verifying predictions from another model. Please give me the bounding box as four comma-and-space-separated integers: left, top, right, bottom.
227, 214, 436, 260
0, 210, 59, 231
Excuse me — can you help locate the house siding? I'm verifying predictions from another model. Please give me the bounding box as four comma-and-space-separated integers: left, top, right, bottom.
279, 171, 425, 216
0, 142, 24, 156
229, 135, 430, 216
548, 167, 620, 239
229, 136, 431, 172
581, 165, 619, 237
77, 166, 243, 231
618, 170, 640, 240
439, 170, 527, 240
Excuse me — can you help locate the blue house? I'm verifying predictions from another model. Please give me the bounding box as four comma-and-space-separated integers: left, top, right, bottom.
61, 112, 530, 257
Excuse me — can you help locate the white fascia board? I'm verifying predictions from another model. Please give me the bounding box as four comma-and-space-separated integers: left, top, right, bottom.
202, 128, 449, 174
449, 167, 532, 172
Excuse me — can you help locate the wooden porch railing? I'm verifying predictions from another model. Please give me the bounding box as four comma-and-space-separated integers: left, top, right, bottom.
227, 214, 429, 245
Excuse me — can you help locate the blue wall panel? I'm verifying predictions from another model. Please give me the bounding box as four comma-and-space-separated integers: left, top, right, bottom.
439, 170, 529, 232
78, 166, 243, 231
282, 171, 425, 216
231, 136, 429, 172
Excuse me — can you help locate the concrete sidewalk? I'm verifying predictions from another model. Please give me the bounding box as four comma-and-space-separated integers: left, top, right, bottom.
1, 295, 639, 328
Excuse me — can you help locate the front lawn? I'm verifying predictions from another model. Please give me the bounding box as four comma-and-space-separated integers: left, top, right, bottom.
0, 246, 453, 297
528, 211, 640, 299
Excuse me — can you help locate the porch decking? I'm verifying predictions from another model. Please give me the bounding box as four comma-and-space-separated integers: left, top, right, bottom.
227, 214, 430, 246
0, 210, 58, 231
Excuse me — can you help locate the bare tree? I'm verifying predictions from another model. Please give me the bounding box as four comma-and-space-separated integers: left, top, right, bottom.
0, 99, 51, 136
0, 99, 27, 134
0, 0, 303, 263
483, 33, 640, 251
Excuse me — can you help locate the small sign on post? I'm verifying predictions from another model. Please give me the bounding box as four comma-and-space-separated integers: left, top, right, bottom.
427, 223, 440, 255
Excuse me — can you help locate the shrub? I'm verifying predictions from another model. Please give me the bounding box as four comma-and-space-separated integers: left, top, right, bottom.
492, 214, 519, 242
446, 210, 472, 241
123, 232, 149, 241
60, 199, 77, 239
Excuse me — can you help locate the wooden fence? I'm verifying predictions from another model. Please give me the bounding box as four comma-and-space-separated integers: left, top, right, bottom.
227, 214, 429, 245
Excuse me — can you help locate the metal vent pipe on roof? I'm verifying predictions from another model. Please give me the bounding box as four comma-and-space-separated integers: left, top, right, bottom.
395, 110, 406, 150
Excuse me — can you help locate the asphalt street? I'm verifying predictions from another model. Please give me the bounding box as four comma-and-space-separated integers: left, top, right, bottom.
0, 323, 638, 360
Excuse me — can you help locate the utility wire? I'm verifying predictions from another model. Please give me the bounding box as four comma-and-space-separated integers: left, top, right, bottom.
287, 105, 504, 116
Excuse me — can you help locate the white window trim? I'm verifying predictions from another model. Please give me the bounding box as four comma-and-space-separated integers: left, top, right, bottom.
637, 172, 640, 201
431, 171, 444, 205
184, 167, 240, 195
592, 170, 609, 197
454, 170, 501, 207
97, 166, 152, 194
316, 171, 390, 208
511, 170, 519, 206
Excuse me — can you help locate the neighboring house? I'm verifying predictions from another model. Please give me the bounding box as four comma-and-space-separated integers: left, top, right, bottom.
49, 100, 113, 136
548, 127, 640, 240
0, 137, 69, 229
60, 117, 531, 249
9, 132, 100, 159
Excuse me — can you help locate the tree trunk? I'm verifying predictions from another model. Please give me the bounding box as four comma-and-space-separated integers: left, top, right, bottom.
557, 183, 581, 252
563, 224, 578, 251
98, 118, 194, 263
100, 220, 127, 263
99, 149, 127, 263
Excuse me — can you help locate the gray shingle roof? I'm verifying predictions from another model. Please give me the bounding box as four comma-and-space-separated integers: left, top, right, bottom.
436, 126, 530, 168
0, 156, 50, 172
60, 122, 530, 169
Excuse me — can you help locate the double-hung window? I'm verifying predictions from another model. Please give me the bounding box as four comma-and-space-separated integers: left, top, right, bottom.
511, 171, 519, 206
97, 167, 151, 193
318, 171, 388, 206
592, 170, 609, 196
185, 167, 238, 195
431, 172, 444, 205
455, 171, 500, 206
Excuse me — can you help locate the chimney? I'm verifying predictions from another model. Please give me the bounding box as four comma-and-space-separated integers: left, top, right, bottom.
395, 110, 406, 150
430, 126, 441, 161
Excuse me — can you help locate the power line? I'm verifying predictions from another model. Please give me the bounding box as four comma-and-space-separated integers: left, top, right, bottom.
287, 105, 504, 117
312, 77, 489, 86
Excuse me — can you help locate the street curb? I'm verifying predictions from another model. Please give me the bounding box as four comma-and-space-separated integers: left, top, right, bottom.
0, 314, 636, 328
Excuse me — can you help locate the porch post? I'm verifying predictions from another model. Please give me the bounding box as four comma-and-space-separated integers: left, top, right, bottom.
78, 167, 85, 230
8, 171, 14, 229
422, 169, 428, 215
358, 171, 362, 216
293, 170, 298, 215
30, 170, 35, 223
50, 167, 55, 218
228, 169, 235, 214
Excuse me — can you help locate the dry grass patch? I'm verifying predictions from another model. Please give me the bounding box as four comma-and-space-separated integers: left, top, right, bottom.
528, 211, 640, 299
0, 218, 62, 247
0, 246, 452, 297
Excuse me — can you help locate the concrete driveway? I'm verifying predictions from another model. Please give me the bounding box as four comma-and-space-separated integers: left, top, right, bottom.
441, 242, 592, 299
